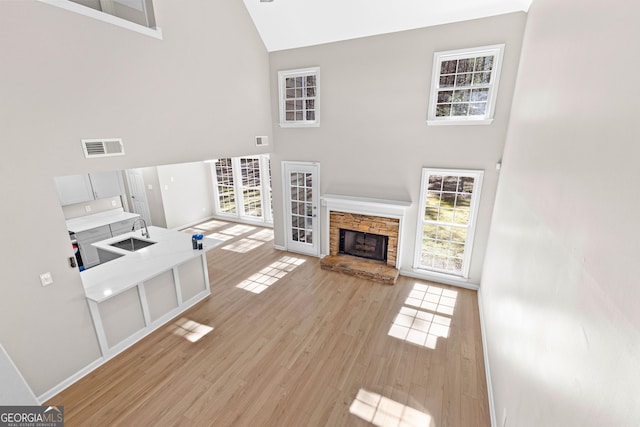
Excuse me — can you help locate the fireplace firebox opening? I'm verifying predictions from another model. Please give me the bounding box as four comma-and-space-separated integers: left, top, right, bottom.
339, 229, 388, 262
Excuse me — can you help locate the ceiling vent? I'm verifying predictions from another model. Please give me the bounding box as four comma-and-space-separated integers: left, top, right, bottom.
81, 138, 125, 158
255, 136, 269, 147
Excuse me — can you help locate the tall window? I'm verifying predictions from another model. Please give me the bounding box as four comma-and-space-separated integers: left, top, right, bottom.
211, 155, 272, 224
427, 44, 504, 125
278, 67, 320, 127
240, 157, 262, 218
214, 158, 236, 214
414, 169, 483, 278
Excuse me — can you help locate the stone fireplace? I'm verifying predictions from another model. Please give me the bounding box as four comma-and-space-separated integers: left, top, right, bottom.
329, 211, 399, 266
320, 194, 411, 285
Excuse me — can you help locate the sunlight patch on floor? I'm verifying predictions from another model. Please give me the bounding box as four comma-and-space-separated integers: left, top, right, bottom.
222, 238, 265, 253
205, 232, 235, 241
221, 224, 256, 236
247, 228, 274, 242
196, 220, 230, 230
169, 318, 214, 343
388, 283, 457, 349
349, 388, 432, 427
405, 283, 457, 315
236, 256, 306, 294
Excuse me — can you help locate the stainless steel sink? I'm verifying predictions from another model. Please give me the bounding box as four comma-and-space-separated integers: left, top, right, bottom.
109, 237, 156, 252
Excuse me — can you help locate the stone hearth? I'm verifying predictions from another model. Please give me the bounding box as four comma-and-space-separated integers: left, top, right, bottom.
320, 194, 411, 285
320, 255, 399, 285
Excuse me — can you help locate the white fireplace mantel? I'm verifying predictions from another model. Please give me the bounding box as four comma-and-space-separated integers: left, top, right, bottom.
321, 194, 411, 218
321, 194, 412, 268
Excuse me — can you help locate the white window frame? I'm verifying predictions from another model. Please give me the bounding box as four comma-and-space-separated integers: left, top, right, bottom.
413, 168, 484, 279
210, 154, 273, 226
278, 67, 320, 128
36, 0, 162, 39
427, 44, 504, 126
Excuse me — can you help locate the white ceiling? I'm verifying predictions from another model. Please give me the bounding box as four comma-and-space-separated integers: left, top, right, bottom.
243, 0, 533, 52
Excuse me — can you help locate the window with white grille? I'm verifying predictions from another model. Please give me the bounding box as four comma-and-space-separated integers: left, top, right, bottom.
278, 67, 320, 127
211, 155, 272, 224
427, 45, 504, 125
214, 158, 236, 214
414, 169, 483, 278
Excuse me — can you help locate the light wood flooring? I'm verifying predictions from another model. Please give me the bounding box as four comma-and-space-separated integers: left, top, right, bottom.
48, 219, 490, 426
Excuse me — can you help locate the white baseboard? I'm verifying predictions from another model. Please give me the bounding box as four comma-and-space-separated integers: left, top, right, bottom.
399, 268, 480, 290
208, 214, 274, 229
36, 291, 210, 404
173, 216, 216, 231
477, 289, 497, 427
273, 244, 286, 251
37, 357, 103, 404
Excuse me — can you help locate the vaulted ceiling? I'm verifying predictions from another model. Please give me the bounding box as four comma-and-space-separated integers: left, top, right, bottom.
242, 0, 533, 52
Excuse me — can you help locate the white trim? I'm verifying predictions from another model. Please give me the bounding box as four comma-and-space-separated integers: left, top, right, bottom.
321, 194, 411, 218
427, 118, 494, 126
399, 268, 479, 291
36, 0, 163, 40
36, 357, 103, 404
37, 290, 209, 403
427, 44, 504, 125
172, 215, 216, 231
209, 155, 273, 226
208, 214, 274, 229
282, 161, 321, 257
273, 244, 287, 251
322, 194, 412, 269
278, 67, 321, 127
477, 289, 497, 427
413, 168, 483, 279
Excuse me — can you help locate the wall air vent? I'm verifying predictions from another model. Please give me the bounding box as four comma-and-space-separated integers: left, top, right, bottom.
81, 138, 125, 158
255, 136, 269, 147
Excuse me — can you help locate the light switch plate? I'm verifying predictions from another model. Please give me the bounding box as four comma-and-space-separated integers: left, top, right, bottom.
40, 272, 54, 287
85, 205, 92, 212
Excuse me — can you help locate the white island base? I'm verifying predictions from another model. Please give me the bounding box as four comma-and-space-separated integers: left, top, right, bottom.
82, 226, 223, 358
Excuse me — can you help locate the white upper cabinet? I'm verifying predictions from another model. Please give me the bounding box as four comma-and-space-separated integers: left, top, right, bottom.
55, 171, 124, 206
54, 174, 94, 205
89, 171, 124, 200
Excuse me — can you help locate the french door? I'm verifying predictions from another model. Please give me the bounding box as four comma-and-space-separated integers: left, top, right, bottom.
283, 161, 320, 256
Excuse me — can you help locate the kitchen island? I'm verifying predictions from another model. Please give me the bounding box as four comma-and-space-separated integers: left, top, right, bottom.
81, 226, 223, 357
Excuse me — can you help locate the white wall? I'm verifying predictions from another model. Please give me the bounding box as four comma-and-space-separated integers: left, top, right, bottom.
156, 162, 215, 229
269, 13, 527, 284
0, 0, 271, 398
480, 0, 640, 425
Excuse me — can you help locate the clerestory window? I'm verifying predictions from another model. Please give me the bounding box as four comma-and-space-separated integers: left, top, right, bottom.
38, 0, 161, 39
278, 67, 320, 128
427, 45, 504, 125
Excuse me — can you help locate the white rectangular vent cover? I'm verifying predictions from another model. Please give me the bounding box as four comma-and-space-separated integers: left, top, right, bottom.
255, 136, 268, 147
82, 138, 125, 158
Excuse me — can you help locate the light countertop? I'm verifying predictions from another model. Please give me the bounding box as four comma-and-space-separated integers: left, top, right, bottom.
81, 226, 223, 303
66, 208, 140, 234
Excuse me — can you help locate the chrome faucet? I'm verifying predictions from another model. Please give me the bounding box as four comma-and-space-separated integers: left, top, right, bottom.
132, 218, 150, 239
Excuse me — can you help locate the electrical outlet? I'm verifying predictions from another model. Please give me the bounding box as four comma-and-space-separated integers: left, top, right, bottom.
164, 185, 169, 190
85, 205, 92, 212
111, 200, 117, 207
147, 184, 153, 190
40, 272, 54, 287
